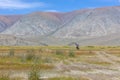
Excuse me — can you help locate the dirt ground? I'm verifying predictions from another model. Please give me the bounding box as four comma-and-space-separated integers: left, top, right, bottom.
0, 51, 119, 80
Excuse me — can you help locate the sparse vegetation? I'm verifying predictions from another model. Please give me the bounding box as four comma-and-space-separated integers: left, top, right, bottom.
26, 49, 36, 61
49, 76, 89, 80
9, 49, 14, 57
25, 53, 35, 61
0, 75, 10, 80
43, 57, 52, 63
28, 65, 40, 80
0, 74, 24, 80
55, 50, 63, 56
68, 50, 75, 57
0, 46, 119, 80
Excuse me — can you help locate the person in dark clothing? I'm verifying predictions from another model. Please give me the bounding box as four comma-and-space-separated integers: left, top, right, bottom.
68, 42, 80, 50
75, 43, 79, 50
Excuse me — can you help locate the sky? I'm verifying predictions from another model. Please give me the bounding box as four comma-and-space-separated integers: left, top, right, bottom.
0, 0, 120, 14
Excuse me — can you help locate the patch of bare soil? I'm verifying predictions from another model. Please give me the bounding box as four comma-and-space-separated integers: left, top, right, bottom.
53, 51, 120, 80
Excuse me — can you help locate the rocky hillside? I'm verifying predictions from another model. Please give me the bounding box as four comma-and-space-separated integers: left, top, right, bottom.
53, 6, 120, 38
0, 15, 22, 32
2, 12, 63, 36
2, 6, 120, 37
0, 6, 120, 45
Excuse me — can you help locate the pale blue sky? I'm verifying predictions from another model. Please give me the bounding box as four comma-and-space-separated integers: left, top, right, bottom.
0, 0, 120, 14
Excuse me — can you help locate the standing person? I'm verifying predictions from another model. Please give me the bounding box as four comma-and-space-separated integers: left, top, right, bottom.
75, 43, 79, 50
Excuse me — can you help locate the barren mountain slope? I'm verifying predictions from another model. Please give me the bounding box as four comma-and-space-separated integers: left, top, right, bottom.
2, 12, 65, 36
1, 6, 120, 45
0, 15, 22, 32
53, 6, 120, 38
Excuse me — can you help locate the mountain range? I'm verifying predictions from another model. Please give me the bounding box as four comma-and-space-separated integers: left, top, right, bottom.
0, 6, 120, 46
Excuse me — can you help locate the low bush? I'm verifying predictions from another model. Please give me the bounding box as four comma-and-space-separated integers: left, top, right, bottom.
26, 49, 36, 61
68, 50, 75, 57
9, 49, 14, 57
55, 50, 63, 56
28, 65, 40, 80
26, 53, 35, 61
0, 75, 10, 80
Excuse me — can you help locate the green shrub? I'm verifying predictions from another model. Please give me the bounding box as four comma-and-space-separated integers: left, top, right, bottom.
56, 50, 63, 56
43, 57, 52, 63
87, 46, 94, 48
68, 51, 75, 57
20, 54, 26, 63
26, 53, 35, 61
28, 65, 40, 80
0, 75, 10, 80
9, 49, 14, 57
26, 49, 35, 61
33, 56, 41, 64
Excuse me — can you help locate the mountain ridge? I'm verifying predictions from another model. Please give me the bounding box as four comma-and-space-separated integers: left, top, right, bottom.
0, 6, 120, 45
